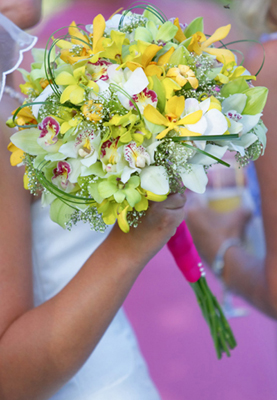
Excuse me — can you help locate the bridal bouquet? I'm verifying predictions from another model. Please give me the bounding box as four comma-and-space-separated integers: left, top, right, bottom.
8, 4, 268, 358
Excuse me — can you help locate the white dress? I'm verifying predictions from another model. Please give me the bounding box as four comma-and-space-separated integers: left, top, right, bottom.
31, 201, 161, 400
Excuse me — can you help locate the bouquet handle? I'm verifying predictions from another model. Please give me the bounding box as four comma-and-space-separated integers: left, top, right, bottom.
167, 221, 237, 359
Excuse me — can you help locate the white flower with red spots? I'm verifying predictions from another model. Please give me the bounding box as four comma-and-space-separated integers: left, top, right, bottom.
37, 116, 60, 149
87, 59, 112, 82
52, 161, 75, 192
59, 130, 101, 167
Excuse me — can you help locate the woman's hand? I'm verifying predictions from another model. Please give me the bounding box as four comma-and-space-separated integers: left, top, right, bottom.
185, 199, 251, 266
109, 193, 187, 270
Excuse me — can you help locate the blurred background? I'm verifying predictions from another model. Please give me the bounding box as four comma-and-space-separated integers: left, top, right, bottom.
23, 1, 277, 399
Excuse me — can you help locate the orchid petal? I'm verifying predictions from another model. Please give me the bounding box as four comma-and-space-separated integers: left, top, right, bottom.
185, 116, 207, 134
166, 95, 184, 117
144, 104, 168, 125
32, 85, 54, 119
56, 71, 76, 86
59, 141, 78, 158
241, 114, 261, 134
134, 27, 153, 43
190, 144, 228, 165
204, 47, 235, 64
11, 128, 46, 155
140, 166, 169, 195
204, 25, 231, 47
184, 98, 200, 113
114, 190, 126, 203
123, 67, 149, 95
180, 164, 208, 193
222, 94, 247, 114
204, 109, 228, 135
93, 14, 106, 53
141, 44, 162, 68
178, 110, 203, 126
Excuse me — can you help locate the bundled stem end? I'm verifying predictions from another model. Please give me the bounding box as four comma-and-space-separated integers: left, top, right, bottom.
190, 277, 237, 359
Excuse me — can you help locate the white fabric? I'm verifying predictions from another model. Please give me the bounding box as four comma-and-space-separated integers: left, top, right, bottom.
31, 201, 161, 400
0, 12, 37, 101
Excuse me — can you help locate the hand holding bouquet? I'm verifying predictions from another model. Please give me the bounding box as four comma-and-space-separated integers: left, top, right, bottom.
8, 4, 268, 358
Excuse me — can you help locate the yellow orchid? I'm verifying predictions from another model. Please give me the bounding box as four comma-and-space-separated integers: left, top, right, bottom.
187, 25, 235, 64
215, 61, 256, 84
144, 96, 203, 139
166, 65, 198, 89
100, 30, 128, 63
55, 66, 99, 104
11, 106, 37, 128
125, 41, 162, 75
59, 21, 93, 64
126, 43, 176, 80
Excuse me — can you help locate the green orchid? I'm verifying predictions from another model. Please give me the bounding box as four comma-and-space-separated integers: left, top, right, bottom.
97, 175, 141, 207
134, 20, 178, 45
104, 112, 151, 146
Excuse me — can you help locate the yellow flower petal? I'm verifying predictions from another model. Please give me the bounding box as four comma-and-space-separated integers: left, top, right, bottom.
203, 24, 231, 48
179, 127, 202, 136
156, 127, 171, 139
144, 104, 168, 125
162, 78, 181, 99
178, 110, 203, 125
204, 47, 235, 64
166, 96, 185, 118
157, 46, 175, 66
56, 71, 76, 86
117, 205, 130, 233
141, 44, 162, 68
23, 173, 29, 189
188, 77, 199, 89
144, 64, 163, 77
69, 21, 90, 49
93, 14, 106, 53
173, 18, 187, 43
7, 143, 25, 166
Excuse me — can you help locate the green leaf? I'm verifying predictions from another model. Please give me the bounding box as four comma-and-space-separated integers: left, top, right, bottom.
11, 128, 47, 155
49, 198, 75, 228
220, 77, 249, 98
184, 17, 204, 37
242, 87, 268, 115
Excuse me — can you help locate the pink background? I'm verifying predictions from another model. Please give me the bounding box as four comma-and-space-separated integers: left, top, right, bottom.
124, 246, 277, 400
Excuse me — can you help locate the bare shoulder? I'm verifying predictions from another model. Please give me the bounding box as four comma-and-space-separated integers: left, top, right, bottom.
0, 97, 33, 337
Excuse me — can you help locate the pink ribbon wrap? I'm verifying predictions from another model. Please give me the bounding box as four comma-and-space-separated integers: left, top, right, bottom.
167, 220, 202, 283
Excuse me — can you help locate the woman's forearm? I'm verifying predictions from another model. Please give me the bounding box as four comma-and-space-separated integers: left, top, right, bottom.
0, 227, 148, 400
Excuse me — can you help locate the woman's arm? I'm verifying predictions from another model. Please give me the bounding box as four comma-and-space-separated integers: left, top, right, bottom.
186, 40, 277, 319
0, 96, 186, 400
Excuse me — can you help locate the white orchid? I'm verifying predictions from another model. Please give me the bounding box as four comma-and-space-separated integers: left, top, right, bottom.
221, 94, 261, 155
107, 65, 157, 112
